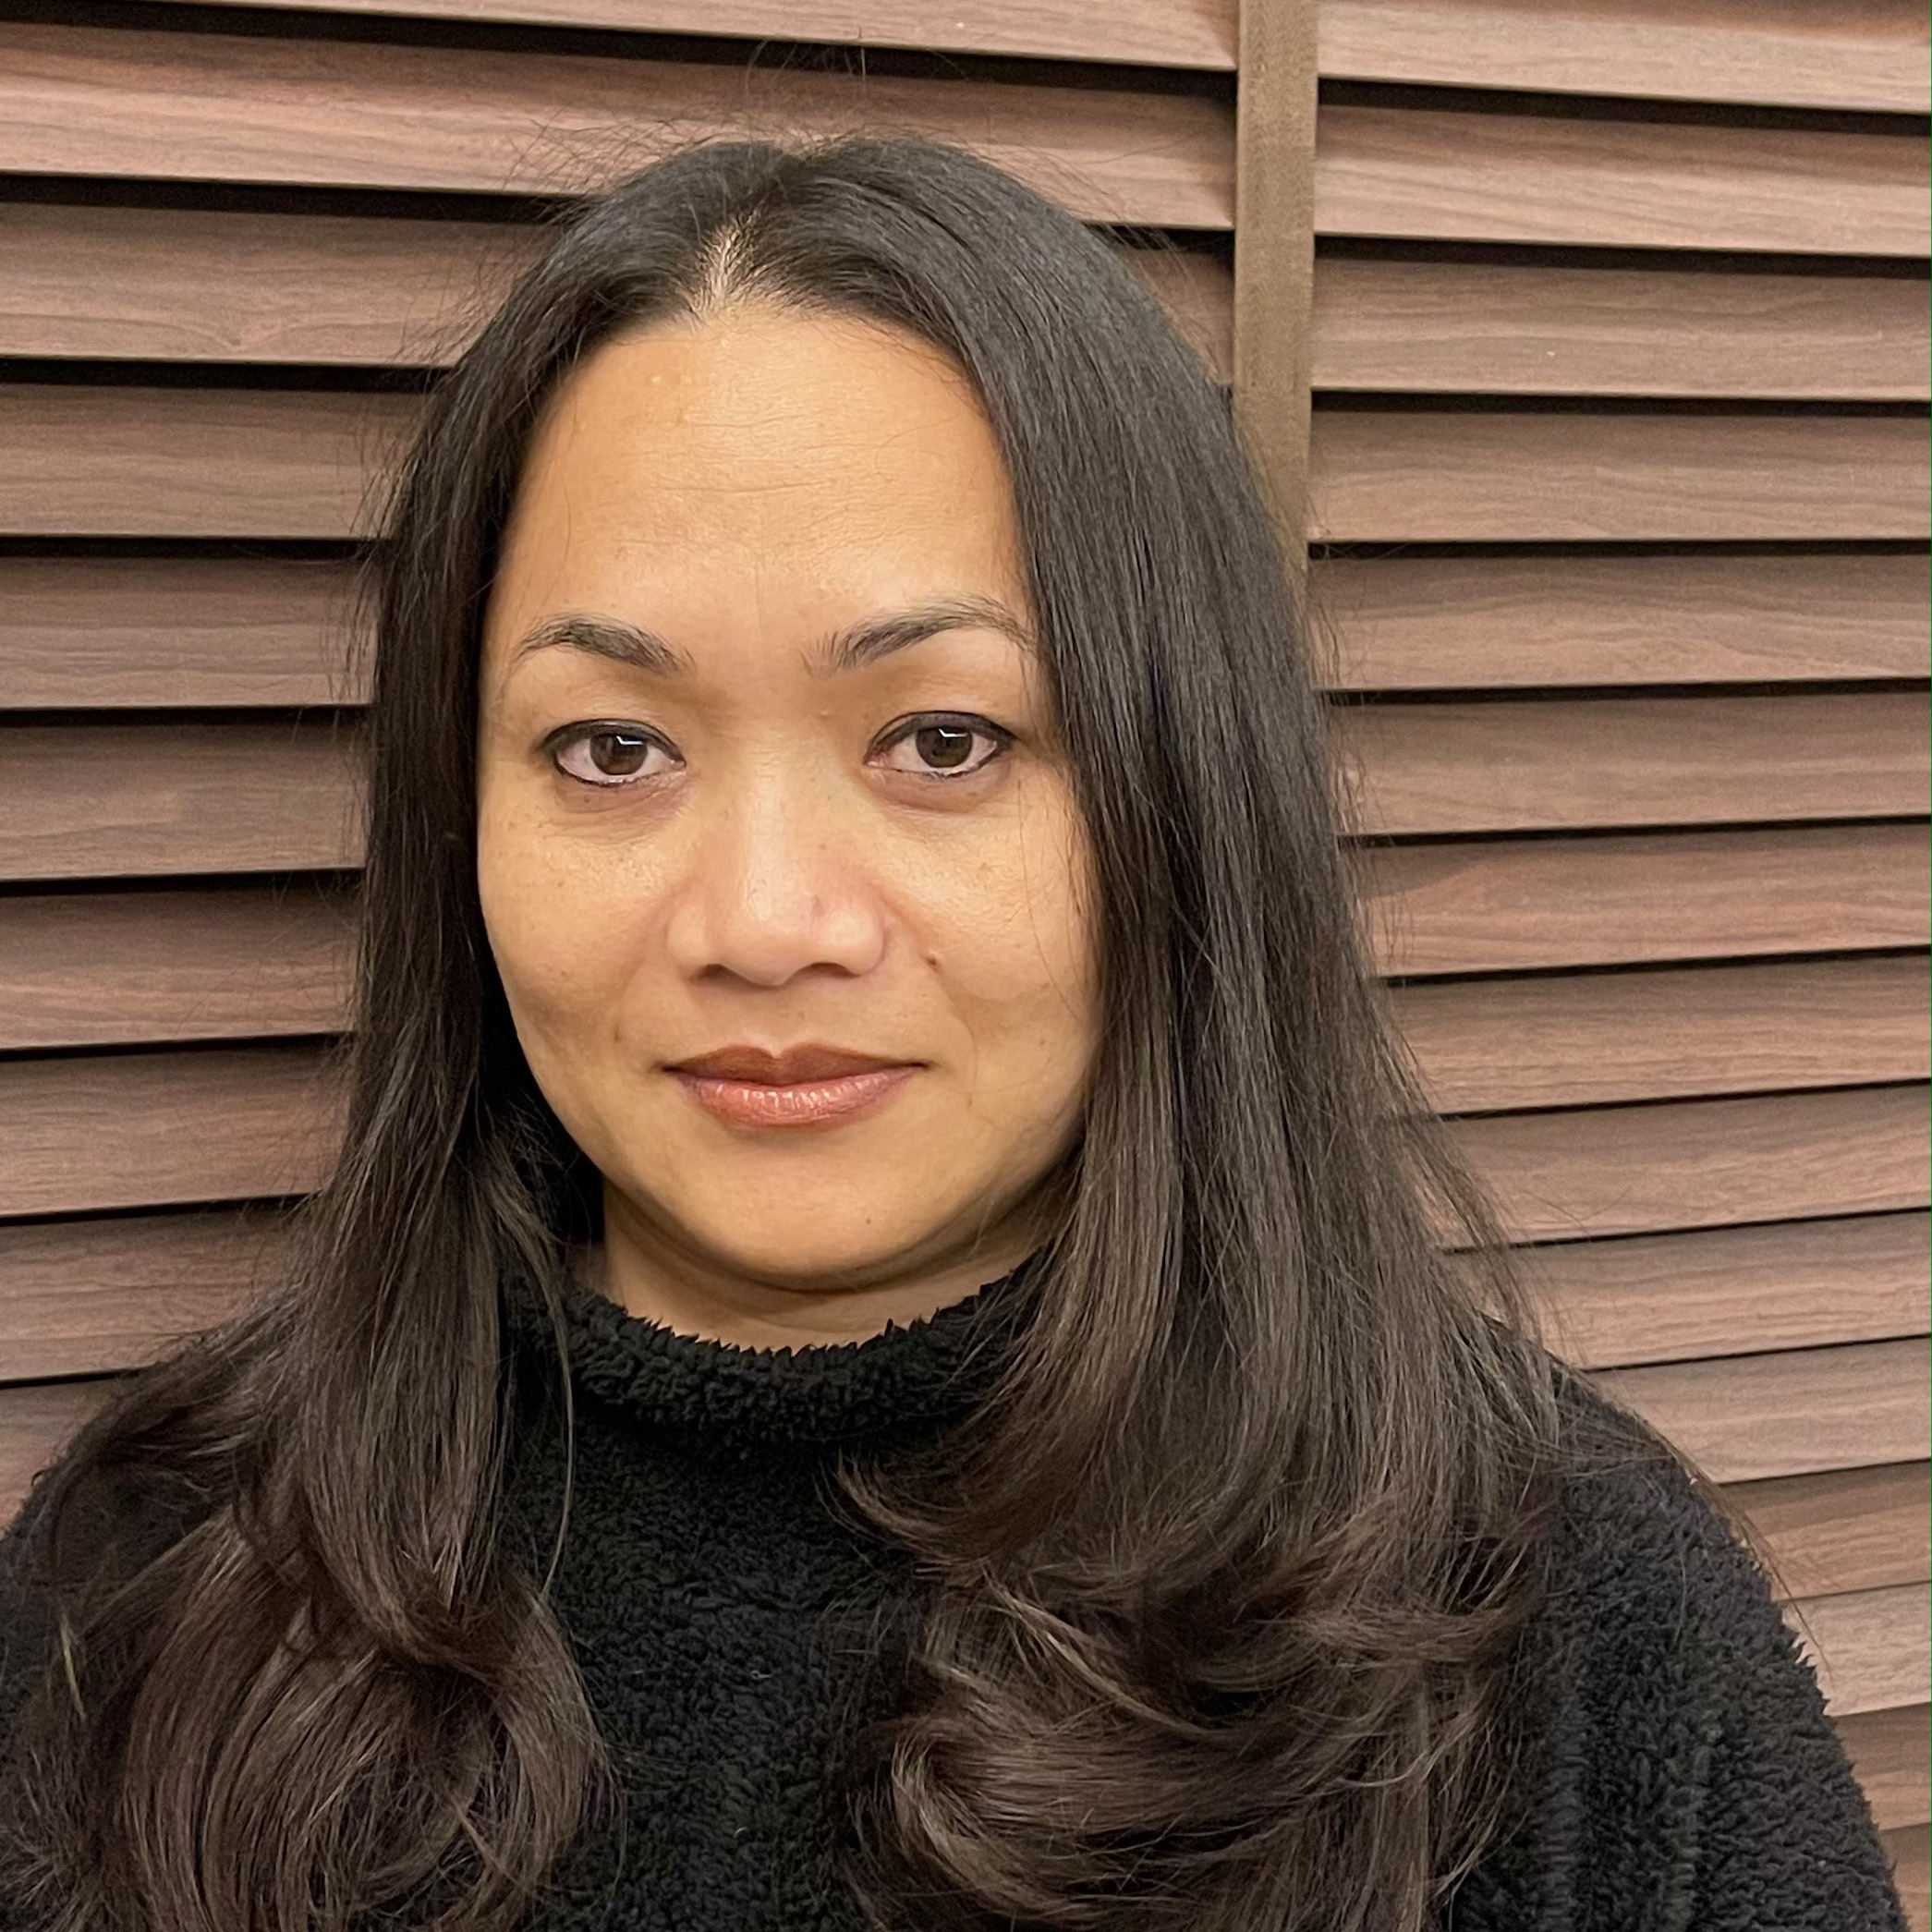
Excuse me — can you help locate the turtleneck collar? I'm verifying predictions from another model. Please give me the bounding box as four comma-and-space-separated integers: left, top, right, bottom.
504, 1251, 1041, 1461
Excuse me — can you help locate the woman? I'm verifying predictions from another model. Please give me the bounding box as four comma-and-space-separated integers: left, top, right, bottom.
0, 138, 1904, 1932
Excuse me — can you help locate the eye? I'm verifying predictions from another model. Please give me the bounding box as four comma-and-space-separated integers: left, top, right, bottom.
549, 723, 680, 787
872, 713, 1011, 781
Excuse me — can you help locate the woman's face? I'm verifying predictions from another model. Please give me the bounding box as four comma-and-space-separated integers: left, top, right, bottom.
477, 304, 1099, 1324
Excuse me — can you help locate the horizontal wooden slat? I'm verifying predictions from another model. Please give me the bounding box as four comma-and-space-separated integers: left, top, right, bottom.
1339, 690, 1929, 835
0, 1378, 114, 1528
1523, 1211, 1930, 1370
0, 720, 363, 881
0, 385, 414, 541
1312, 551, 1930, 690
1309, 409, 1930, 542
0, 1045, 344, 1220
1456, 1082, 1930, 1244
1789, 1583, 1931, 1718
0, 200, 543, 367
1359, 822, 1931, 977
1317, 103, 1930, 258
0, 202, 1233, 383
1319, 0, 1929, 115
127, 0, 1239, 69
1592, 1337, 1930, 1482
1731, 1459, 1930, 1600
1311, 256, 1931, 401
0, 886, 357, 1051
0, 1209, 284, 1384
0, 555, 359, 710
0, 22, 1233, 229
1396, 958, 1931, 1113
1840, 1703, 1930, 1832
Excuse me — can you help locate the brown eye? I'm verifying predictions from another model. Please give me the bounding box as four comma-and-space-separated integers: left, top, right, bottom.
553, 726, 676, 787
876, 714, 1009, 780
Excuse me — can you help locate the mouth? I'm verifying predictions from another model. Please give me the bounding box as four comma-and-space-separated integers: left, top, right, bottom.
665, 1044, 919, 1130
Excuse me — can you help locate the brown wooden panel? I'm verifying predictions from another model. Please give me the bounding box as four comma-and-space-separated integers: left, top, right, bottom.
1319, 0, 1929, 115
0, 200, 543, 367
1731, 1460, 1930, 1600
1339, 691, 1929, 836
0, 203, 1234, 383
0, 22, 1233, 229
0, 886, 357, 1051
1395, 958, 1931, 1113
1884, 1821, 1929, 1928
1359, 822, 1931, 977
1789, 1583, 1931, 1718
129, 0, 1239, 68
0, 720, 363, 881
0, 1209, 284, 1384
0, 385, 415, 541
0, 1378, 114, 1528
1311, 256, 1931, 401
1522, 1211, 1930, 1371
1317, 103, 1929, 257
1453, 1083, 1930, 1244
0, 1045, 344, 1220
1841, 1704, 1931, 1832
1311, 551, 1930, 691
0, 555, 360, 710
1309, 409, 1930, 543
1591, 1337, 1930, 1482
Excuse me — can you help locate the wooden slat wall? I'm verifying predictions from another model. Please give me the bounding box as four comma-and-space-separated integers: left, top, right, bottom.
1303, 0, 1931, 1901
0, 0, 1924, 1911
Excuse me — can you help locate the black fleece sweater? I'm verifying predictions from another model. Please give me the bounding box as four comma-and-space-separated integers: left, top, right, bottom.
0, 1262, 1911, 1931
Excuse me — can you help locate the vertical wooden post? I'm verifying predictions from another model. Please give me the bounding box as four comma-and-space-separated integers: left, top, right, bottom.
1233, 0, 1320, 584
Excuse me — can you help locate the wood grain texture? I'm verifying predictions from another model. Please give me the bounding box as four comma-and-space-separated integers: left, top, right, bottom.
1357, 822, 1932, 977
1732, 1460, 1930, 1600
1310, 256, 1931, 401
0, 199, 545, 367
128, 0, 1239, 69
1396, 956, 1932, 1114
0, 885, 358, 1051
1789, 1582, 1931, 1717
0, 1045, 345, 1220
1308, 408, 1931, 543
0, 201, 1233, 382
0, 1379, 114, 1526
1337, 690, 1930, 835
1316, 103, 1929, 257
0, 555, 361, 709
1521, 1211, 1930, 1371
1592, 1336, 1930, 1482
0, 720, 364, 881
1319, 0, 1930, 115
1310, 551, 1930, 691
0, 21, 1233, 228
1840, 1704, 1930, 1831
1452, 1082, 1931, 1244
0, 385, 416, 540
0, 1209, 282, 1383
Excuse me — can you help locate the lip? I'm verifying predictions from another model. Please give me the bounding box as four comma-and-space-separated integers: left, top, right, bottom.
666, 1044, 918, 1130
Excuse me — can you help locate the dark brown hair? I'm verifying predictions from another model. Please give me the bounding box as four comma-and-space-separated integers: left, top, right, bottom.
3, 136, 1594, 1930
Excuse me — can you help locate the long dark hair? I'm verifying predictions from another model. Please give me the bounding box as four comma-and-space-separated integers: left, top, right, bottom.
2, 137, 1580, 1930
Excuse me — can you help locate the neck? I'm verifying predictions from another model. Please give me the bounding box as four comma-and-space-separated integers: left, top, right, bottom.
589, 1186, 1047, 1349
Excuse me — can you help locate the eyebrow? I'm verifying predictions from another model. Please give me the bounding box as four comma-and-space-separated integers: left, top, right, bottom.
510, 595, 1033, 678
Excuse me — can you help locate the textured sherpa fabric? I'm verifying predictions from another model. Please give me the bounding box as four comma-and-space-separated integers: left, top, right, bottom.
0, 1259, 1910, 1932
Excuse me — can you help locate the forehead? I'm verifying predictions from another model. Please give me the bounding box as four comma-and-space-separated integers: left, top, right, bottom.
491, 304, 1025, 624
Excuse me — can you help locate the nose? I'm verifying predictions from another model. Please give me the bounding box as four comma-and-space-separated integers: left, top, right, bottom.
662, 757, 888, 988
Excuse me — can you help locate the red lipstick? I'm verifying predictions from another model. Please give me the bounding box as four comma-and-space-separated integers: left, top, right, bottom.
666, 1045, 917, 1129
